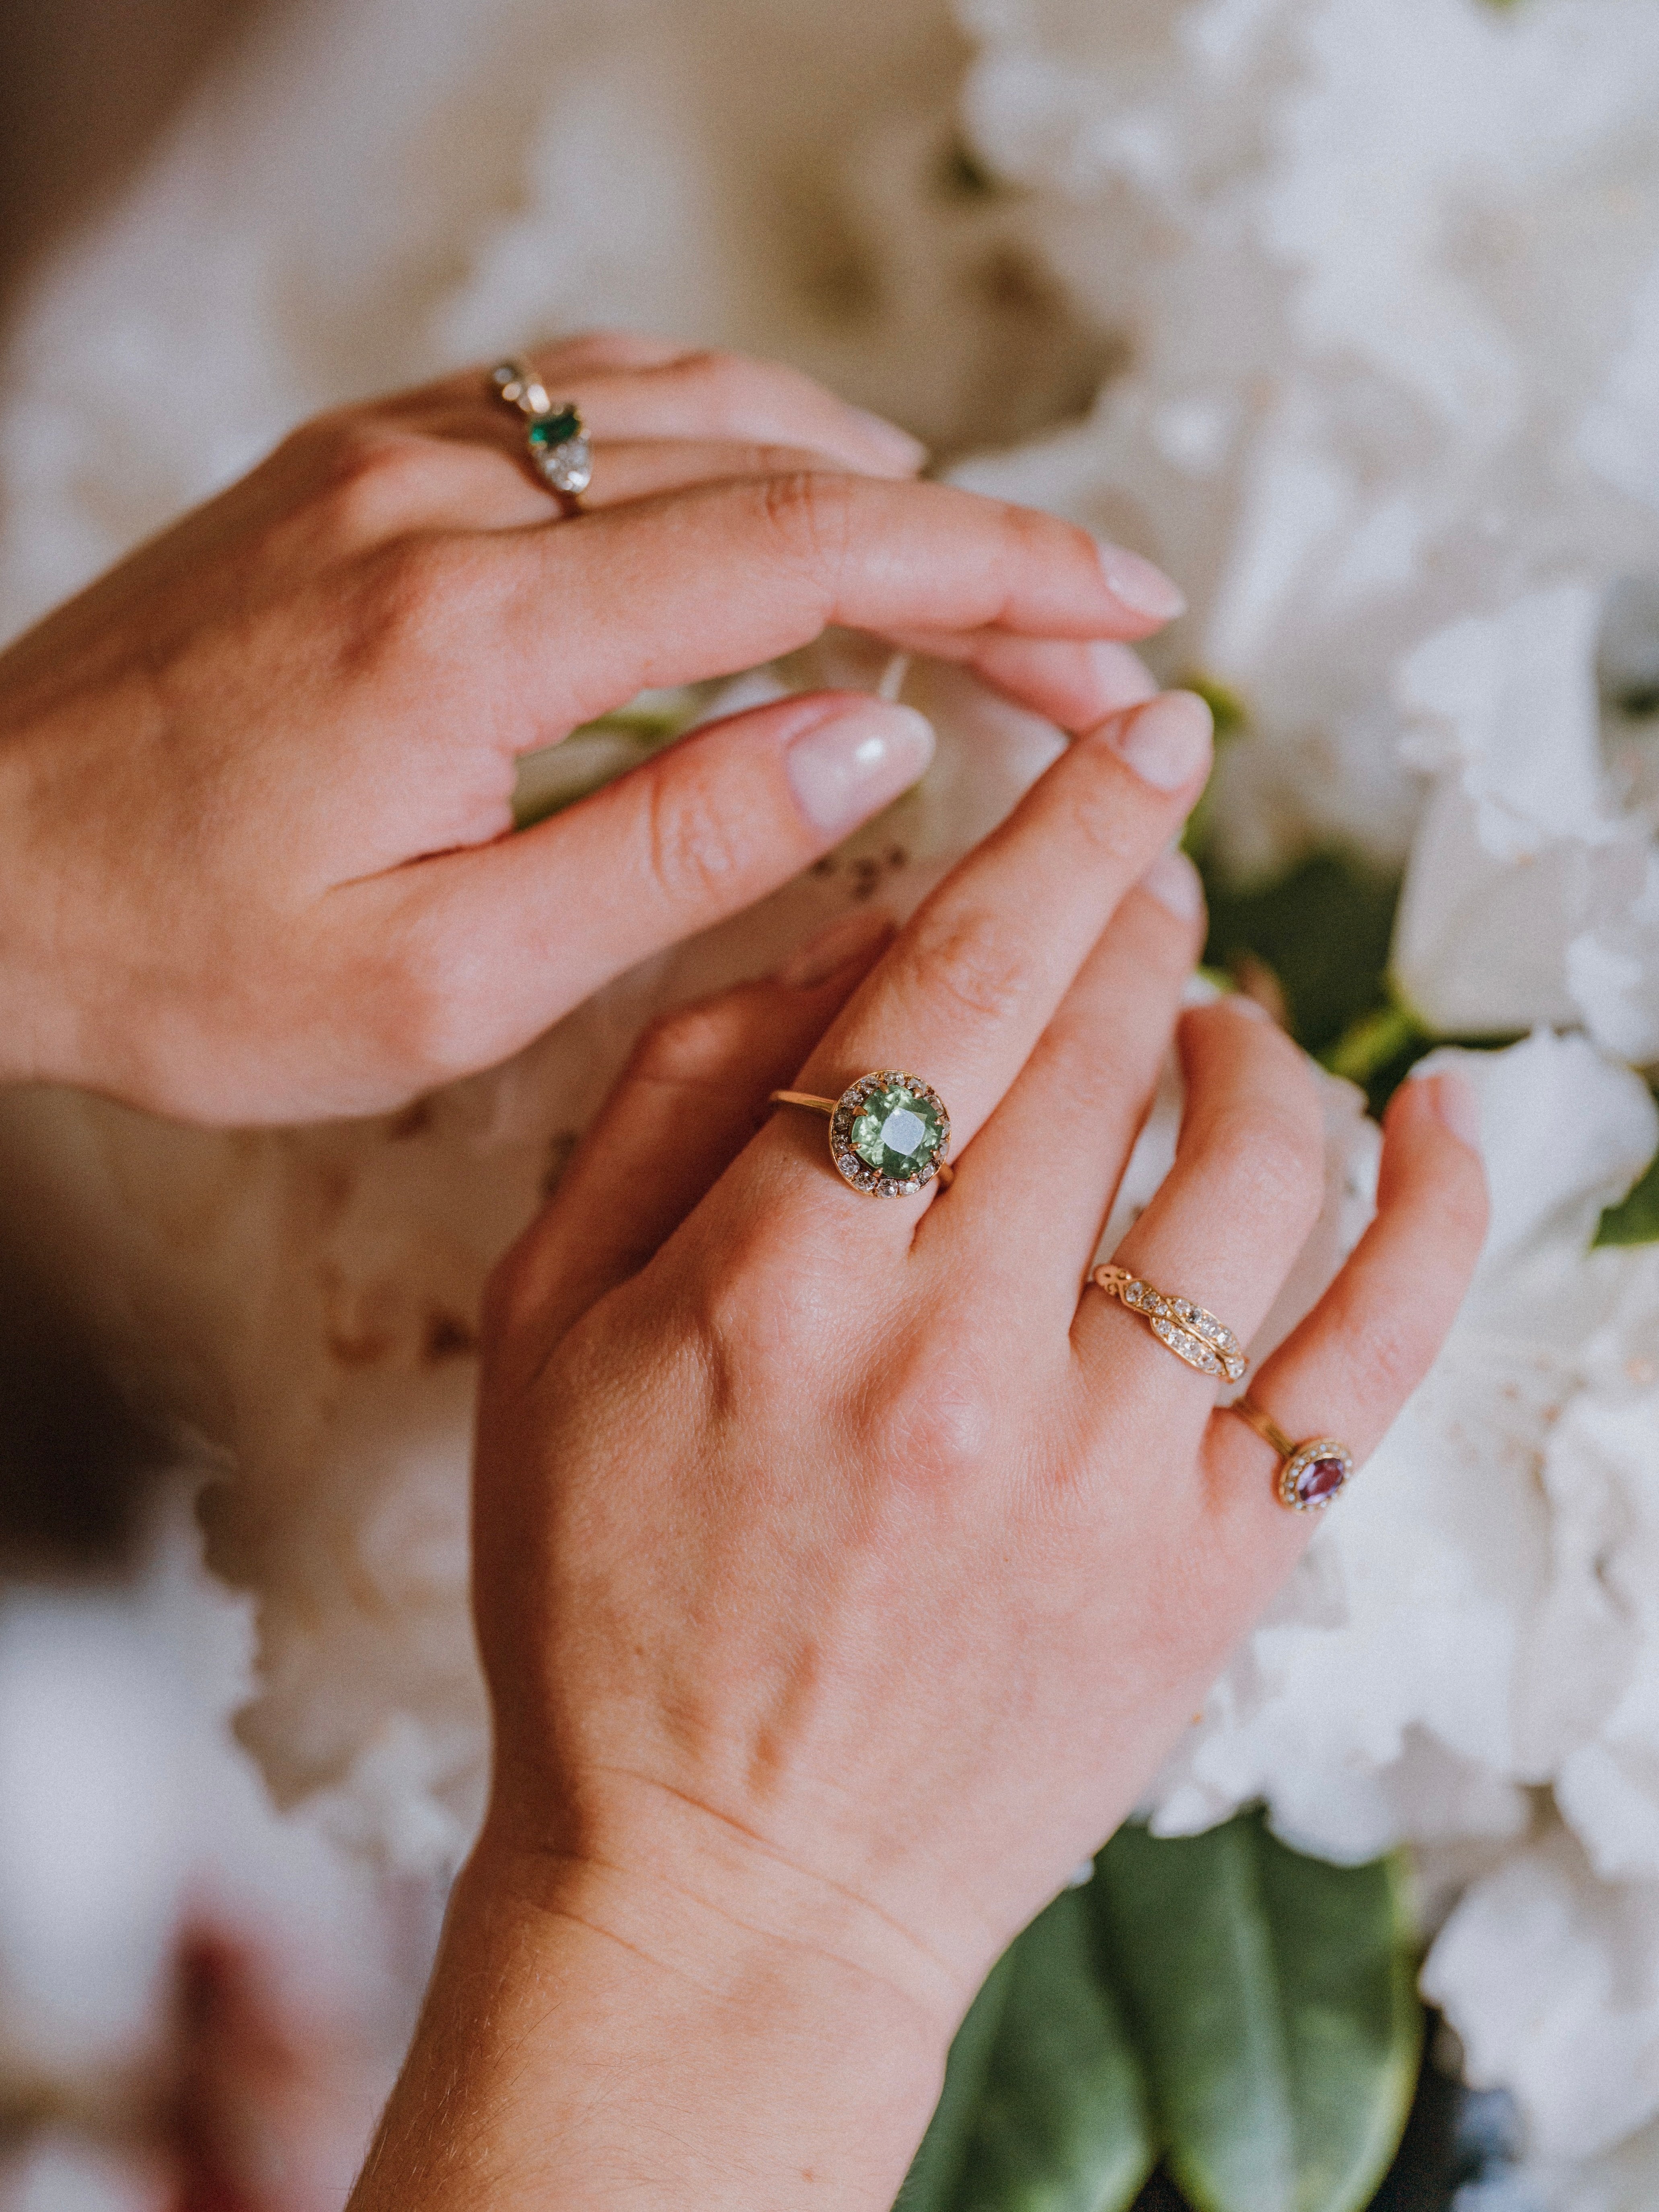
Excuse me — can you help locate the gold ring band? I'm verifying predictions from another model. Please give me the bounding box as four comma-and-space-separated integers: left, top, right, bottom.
1228, 1393, 1354, 1513
769, 1072, 953, 1196
490, 356, 591, 512
1090, 1264, 1246, 1383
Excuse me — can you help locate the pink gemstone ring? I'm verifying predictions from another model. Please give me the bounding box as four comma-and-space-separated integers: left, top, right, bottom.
1227, 1394, 1354, 1513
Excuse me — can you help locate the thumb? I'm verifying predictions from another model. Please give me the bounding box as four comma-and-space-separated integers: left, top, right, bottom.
373, 690, 932, 1076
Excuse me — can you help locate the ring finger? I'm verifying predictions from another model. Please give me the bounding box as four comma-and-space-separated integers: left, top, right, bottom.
388, 423, 886, 526
395, 348, 928, 479
1072, 997, 1330, 1410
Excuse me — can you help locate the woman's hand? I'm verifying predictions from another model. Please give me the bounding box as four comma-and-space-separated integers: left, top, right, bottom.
355, 688, 1488, 2211
0, 330, 1176, 1123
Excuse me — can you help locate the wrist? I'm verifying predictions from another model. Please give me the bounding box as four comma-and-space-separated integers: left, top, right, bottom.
354, 1834, 952, 2212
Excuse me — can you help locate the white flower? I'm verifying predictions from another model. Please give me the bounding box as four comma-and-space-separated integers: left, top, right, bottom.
1424, 1822, 1659, 2165
1145, 1032, 1659, 2152
1391, 586, 1659, 1053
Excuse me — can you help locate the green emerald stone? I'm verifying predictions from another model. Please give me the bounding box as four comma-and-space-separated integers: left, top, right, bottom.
528, 406, 581, 449
850, 1081, 946, 1180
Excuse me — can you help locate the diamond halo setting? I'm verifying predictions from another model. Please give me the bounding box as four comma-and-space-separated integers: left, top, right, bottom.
828, 1072, 951, 1197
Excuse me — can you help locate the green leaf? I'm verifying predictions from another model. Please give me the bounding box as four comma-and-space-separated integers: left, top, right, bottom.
900, 1888, 1154, 2212
901, 1944, 1018, 2212
1595, 1126, 1659, 1247
1092, 1815, 1423, 2212
958, 1888, 1155, 2212
1197, 851, 1402, 1062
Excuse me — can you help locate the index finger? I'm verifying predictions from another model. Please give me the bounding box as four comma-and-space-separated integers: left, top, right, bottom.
773, 689, 1214, 1194
481, 473, 1185, 737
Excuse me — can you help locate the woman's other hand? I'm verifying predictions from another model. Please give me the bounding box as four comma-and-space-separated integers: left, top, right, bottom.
354, 687, 1487, 2212
0, 331, 1176, 1122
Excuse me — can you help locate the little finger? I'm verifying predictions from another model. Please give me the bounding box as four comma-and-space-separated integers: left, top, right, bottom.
1201, 1068, 1486, 1542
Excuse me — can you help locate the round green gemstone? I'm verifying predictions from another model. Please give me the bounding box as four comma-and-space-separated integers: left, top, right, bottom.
528, 406, 582, 449
849, 1081, 946, 1180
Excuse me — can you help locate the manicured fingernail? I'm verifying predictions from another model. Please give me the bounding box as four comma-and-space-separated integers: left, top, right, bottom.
1423, 1068, 1483, 1151
1102, 690, 1213, 792
1220, 991, 1273, 1022
780, 908, 895, 988
849, 406, 930, 471
1094, 537, 1187, 622
1090, 639, 1159, 707
1138, 847, 1205, 922
786, 701, 935, 835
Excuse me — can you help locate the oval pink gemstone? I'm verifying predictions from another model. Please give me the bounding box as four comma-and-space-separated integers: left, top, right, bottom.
1296, 1455, 1347, 1505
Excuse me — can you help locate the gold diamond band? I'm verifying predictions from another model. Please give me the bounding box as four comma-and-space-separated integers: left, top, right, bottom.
1090, 1264, 1246, 1384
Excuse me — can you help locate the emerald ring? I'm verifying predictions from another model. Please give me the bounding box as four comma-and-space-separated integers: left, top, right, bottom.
770, 1072, 953, 1197
490, 356, 592, 508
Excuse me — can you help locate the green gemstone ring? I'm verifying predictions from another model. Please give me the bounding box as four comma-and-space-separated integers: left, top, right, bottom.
770, 1071, 953, 1197
490, 356, 592, 507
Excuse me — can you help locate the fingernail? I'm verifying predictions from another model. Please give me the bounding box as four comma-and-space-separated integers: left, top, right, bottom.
1090, 639, 1160, 707
849, 406, 929, 471
786, 701, 935, 836
1138, 847, 1205, 921
780, 908, 895, 988
1094, 537, 1187, 623
1102, 690, 1213, 792
1220, 991, 1273, 1022
1423, 1068, 1483, 1151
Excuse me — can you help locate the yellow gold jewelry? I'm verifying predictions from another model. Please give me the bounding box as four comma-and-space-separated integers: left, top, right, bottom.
1229, 1394, 1354, 1513
490, 356, 592, 509
1090, 1264, 1246, 1384
770, 1072, 952, 1196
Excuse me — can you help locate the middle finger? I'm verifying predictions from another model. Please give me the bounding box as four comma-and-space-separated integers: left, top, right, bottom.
919, 849, 1207, 1310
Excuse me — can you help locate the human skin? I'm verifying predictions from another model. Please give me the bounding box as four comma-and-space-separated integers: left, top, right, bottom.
0, 329, 1175, 1123
350, 692, 1489, 2211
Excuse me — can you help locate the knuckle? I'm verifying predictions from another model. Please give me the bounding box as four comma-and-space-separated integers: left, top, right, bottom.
757, 468, 854, 578
689, 1222, 808, 1382
300, 417, 438, 547
369, 922, 487, 1086
906, 906, 1036, 1026
1211, 1098, 1325, 1223
629, 995, 753, 1087
337, 535, 475, 677
645, 763, 755, 919
1324, 1298, 1428, 1408
872, 1362, 1001, 1485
